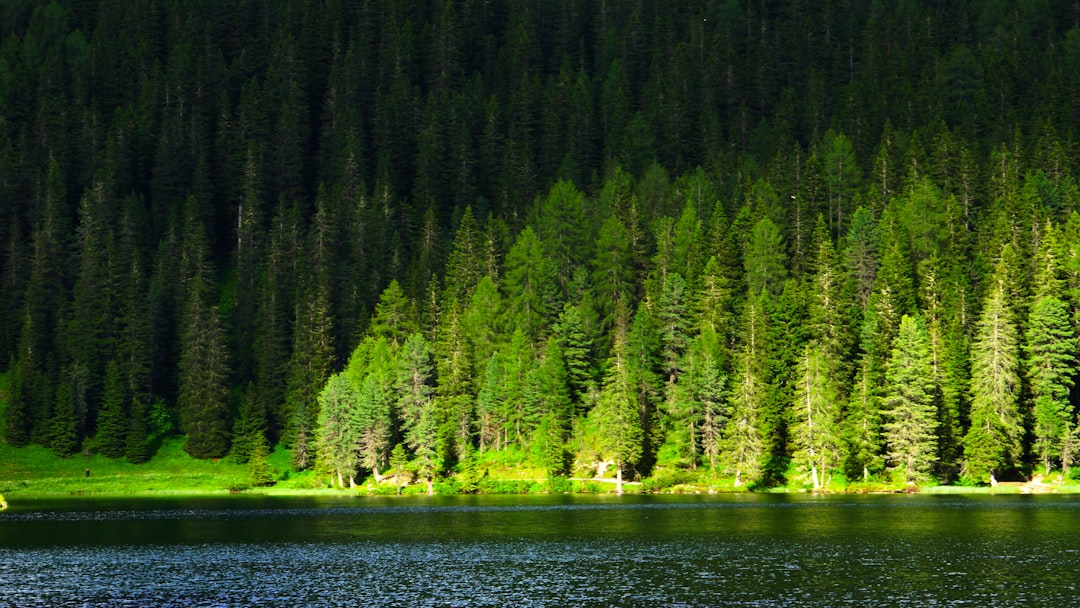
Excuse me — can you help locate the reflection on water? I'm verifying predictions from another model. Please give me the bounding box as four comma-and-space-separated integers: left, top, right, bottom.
2, 494, 1080, 606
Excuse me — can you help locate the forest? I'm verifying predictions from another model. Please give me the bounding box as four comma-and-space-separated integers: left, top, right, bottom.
2, 0, 1080, 490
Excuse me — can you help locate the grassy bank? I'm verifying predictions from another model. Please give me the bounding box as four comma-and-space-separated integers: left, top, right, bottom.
6, 437, 1080, 500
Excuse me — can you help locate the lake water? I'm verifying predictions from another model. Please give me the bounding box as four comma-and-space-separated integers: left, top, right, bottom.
2, 493, 1080, 606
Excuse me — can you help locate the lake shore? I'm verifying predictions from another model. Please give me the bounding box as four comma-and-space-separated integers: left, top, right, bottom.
6, 438, 1080, 501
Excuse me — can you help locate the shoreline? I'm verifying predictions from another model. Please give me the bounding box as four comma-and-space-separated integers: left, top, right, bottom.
5, 480, 1080, 502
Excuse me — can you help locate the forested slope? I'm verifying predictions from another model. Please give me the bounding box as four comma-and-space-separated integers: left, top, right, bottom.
2, 1, 1080, 488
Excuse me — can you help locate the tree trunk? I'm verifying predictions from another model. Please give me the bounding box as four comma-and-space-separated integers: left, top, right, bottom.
615, 461, 624, 495
337, 470, 344, 489
427, 478, 434, 496
811, 463, 820, 490
372, 465, 384, 483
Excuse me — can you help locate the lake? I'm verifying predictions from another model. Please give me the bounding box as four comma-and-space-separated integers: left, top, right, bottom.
2, 493, 1080, 606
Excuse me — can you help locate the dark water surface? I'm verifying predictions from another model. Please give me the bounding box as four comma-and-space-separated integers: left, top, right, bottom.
2, 493, 1080, 606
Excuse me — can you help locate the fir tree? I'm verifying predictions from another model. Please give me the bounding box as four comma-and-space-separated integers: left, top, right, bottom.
1025, 295, 1076, 475
965, 254, 1023, 483
95, 361, 128, 459
247, 431, 275, 487
791, 345, 841, 489
882, 315, 938, 484
315, 373, 361, 488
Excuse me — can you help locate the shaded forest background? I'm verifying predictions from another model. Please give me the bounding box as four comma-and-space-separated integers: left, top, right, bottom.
3, 0, 1080, 486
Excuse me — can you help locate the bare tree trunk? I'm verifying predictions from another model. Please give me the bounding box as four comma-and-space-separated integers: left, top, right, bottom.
427, 478, 434, 496
615, 461, 624, 495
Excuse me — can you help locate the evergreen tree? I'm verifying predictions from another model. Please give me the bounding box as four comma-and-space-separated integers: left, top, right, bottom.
247, 431, 275, 487
49, 377, 79, 458
791, 345, 841, 489
95, 361, 128, 459
1025, 295, 1076, 475
965, 254, 1023, 483
396, 333, 439, 494
125, 397, 151, 464
315, 373, 361, 488
844, 357, 884, 481
231, 383, 268, 464
724, 297, 768, 487
177, 217, 231, 460
882, 315, 938, 484
594, 325, 644, 494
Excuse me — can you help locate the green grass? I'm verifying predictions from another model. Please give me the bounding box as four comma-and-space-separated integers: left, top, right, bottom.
0, 436, 251, 497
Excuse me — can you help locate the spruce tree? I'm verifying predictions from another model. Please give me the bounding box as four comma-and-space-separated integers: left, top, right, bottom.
1025, 295, 1076, 475
315, 373, 361, 488
965, 253, 1023, 483
125, 397, 151, 464
882, 315, 938, 484
791, 345, 841, 489
594, 326, 644, 494
95, 361, 128, 459
247, 431, 275, 487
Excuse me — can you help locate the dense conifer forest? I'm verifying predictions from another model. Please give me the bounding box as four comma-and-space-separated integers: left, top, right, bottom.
3, 0, 1080, 489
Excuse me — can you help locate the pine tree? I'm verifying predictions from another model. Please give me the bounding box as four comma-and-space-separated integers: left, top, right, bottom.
594, 326, 644, 494
49, 377, 80, 458
315, 373, 361, 488
125, 397, 151, 464
231, 383, 268, 464
1025, 295, 1076, 475
354, 338, 396, 481
844, 357, 884, 481
724, 297, 768, 487
396, 333, 440, 494
247, 431, 275, 487
965, 253, 1023, 483
791, 345, 841, 489
882, 315, 938, 484
95, 361, 128, 459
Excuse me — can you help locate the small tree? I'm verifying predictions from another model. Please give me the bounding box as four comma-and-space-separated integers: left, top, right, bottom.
247, 432, 275, 487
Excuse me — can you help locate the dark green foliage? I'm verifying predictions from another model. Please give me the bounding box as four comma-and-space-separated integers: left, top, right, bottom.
125, 398, 151, 464
95, 361, 128, 459
48, 377, 80, 458
2, 2, 1080, 488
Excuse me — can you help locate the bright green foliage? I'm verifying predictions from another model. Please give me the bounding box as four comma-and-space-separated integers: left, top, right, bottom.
247, 431, 275, 487
462, 276, 503, 386
594, 330, 644, 493
503, 226, 559, 339
524, 337, 571, 453
791, 345, 841, 489
95, 361, 128, 459
723, 298, 768, 486
669, 332, 727, 470
882, 315, 938, 484
315, 373, 361, 488
552, 303, 594, 409
965, 258, 1023, 482
1025, 295, 1076, 475
396, 334, 439, 489
744, 216, 787, 296
436, 299, 474, 461
844, 358, 884, 481
590, 215, 635, 340
369, 280, 417, 348
355, 343, 396, 480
